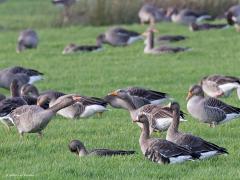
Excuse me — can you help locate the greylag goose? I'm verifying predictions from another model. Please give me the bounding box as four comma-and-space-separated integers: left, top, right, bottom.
16, 29, 38, 53
43, 94, 108, 119
0, 80, 37, 129
167, 102, 228, 159
157, 35, 187, 42
9, 95, 81, 137
69, 140, 135, 157
109, 89, 186, 133
143, 28, 190, 54
105, 87, 169, 109
0, 66, 43, 89
96, 27, 143, 46
133, 114, 199, 164
225, 5, 240, 32
200, 75, 240, 99
189, 23, 229, 31
62, 41, 103, 54
138, 4, 166, 25
186, 85, 240, 127
171, 9, 212, 25
52, 0, 76, 23
20, 84, 39, 98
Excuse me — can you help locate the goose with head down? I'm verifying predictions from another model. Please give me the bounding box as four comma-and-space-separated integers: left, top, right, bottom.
69, 140, 135, 157
133, 114, 200, 164
16, 29, 38, 53
200, 74, 240, 100
167, 102, 228, 159
108, 89, 186, 133
96, 27, 143, 47
186, 85, 240, 127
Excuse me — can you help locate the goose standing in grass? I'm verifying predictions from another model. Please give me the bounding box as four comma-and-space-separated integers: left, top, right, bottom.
133, 114, 199, 164
143, 28, 190, 54
105, 87, 169, 109
43, 94, 108, 119
189, 23, 229, 31
16, 29, 38, 53
108, 89, 186, 133
171, 8, 212, 25
52, 0, 76, 23
69, 140, 135, 157
225, 5, 240, 32
0, 66, 43, 89
138, 4, 166, 25
186, 85, 240, 127
96, 27, 143, 46
200, 75, 240, 99
10, 95, 81, 137
167, 102, 228, 159
62, 39, 103, 54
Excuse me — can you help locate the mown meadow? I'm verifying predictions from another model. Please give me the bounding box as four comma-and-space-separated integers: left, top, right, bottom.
0, 0, 240, 179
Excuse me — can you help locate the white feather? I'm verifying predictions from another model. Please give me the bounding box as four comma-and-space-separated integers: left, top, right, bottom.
220, 113, 240, 124
199, 151, 218, 159
218, 83, 239, 96
80, 105, 107, 118
196, 15, 211, 23
169, 155, 192, 164
0, 114, 14, 126
127, 36, 143, 45
29, 75, 43, 84
237, 88, 240, 100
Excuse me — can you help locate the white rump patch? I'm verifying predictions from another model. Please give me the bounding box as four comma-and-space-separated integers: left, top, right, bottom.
29, 75, 43, 84
199, 151, 218, 159
220, 113, 240, 124
218, 83, 239, 96
169, 155, 192, 164
80, 105, 107, 118
127, 36, 143, 45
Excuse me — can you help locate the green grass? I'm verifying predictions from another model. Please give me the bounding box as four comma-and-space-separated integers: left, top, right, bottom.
0, 0, 240, 179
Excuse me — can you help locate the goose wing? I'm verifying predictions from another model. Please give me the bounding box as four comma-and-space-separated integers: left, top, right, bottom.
114, 28, 140, 37
145, 139, 199, 164
8, 66, 43, 76
79, 96, 108, 107
126, 87, 168, 100
89, 149, 135, 156
175, 133, 228, 154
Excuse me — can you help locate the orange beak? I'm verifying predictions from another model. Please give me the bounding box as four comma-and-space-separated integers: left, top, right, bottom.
108, 91, 118, 96
186, 91, 193, 101
72, 96, 82, 101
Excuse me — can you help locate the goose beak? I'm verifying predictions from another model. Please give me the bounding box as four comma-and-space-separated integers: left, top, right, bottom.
108, 91, 118, 96
72, 96, 82, 101
186, 91, 193, 101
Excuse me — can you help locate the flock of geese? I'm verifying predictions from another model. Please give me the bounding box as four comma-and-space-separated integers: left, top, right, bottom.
1, 1, 240, 165
0, 66, 240, 164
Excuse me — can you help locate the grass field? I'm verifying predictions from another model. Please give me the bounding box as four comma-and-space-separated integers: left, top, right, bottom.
0, 0, 240, 179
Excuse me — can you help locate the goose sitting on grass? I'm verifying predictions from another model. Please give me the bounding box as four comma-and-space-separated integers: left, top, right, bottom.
38, 94, 108, 119
108, 89, 186, 133
200, 74, 240, 100
0, 66, 43, 89
96, 27, 143, 47
62, 35, 104, 54
142, 28, 190, 54
186, 85, 240, 127
69, 140, 135, 157
167, 102, 228, 159
16, 29, 38, 53
133, 114, 200, 164
9, 95, 81, 137
189, 23, 229, 31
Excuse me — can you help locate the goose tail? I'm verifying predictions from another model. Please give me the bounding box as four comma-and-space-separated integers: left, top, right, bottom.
196, 15, 212, 23
237, 87, 240, 100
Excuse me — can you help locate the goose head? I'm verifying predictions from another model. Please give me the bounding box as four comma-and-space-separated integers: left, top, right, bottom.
134, 113, 150, 124
37, 94, 51, 108
108, 89, 136, 110
10, 79, 20, 97
186, 85, 204, 101
20, 84, 39, 97
96, 34, 106, 45
62, 43, 78, 54
16, 40, 25, 53
68, 139, 88, 156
